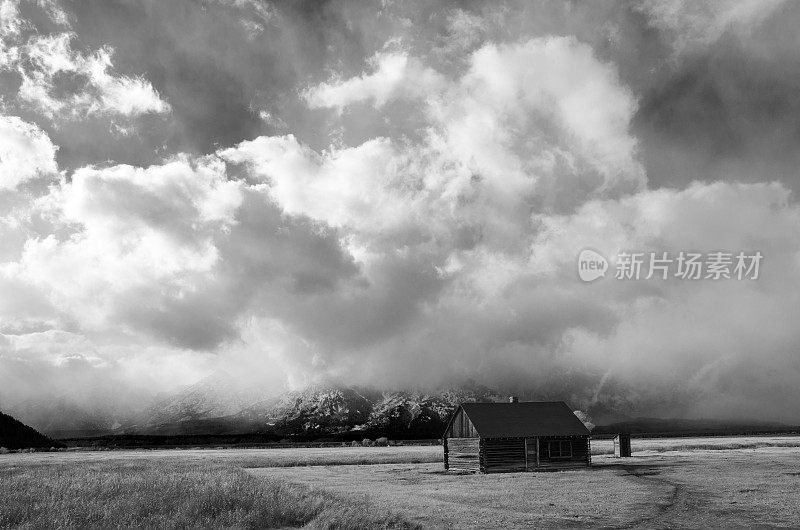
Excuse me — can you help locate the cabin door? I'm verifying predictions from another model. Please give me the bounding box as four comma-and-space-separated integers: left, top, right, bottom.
525, 437, 539, 471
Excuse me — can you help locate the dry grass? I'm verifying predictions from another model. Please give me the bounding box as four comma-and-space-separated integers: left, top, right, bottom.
590, 435, 800, 455
0, 459, 417, 529
5, 437, 800, 529
0, 445, 440, 470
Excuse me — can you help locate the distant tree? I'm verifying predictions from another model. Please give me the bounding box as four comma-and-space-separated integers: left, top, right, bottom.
573, 410, 595, 431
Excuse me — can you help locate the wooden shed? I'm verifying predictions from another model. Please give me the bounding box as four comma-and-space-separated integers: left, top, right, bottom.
442, 401, 591, 473
614, 434, 631, 457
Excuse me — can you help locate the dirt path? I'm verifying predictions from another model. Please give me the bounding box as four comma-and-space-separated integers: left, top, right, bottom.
598, 449, 800, 528
606, 463, 694, 529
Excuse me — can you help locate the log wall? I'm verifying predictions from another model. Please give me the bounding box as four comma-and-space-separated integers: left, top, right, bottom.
445, 437, 480, 473
444, 433, 591, 474
483, 438, 526, 473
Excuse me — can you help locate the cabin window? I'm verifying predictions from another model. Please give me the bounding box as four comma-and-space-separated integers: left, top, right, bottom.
547, 440, 572, 459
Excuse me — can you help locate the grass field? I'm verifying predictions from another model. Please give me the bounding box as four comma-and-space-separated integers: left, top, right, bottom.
0, 445, 439, 468
250, 448, 800, 528
589, 434, 800, 455
3, 436, 800, 528
0, 455, 417, 529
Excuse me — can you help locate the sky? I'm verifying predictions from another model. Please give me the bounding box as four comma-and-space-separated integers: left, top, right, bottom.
2, 0, 800, 422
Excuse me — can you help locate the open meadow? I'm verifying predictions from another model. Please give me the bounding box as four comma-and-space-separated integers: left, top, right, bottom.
3, 436, 800, 528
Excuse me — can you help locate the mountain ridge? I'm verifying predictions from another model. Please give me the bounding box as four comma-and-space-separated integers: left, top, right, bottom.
0, 410, 64, 450
10, 373, 793, 441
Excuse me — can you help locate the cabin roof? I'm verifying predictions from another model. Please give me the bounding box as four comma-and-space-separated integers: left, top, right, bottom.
451, 401, 590, 438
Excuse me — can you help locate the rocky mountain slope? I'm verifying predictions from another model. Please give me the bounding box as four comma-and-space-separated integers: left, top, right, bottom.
6, 373, 507, 439
267, 380, 504, 438
128, 378, 505, 438
144, 371, 272, 425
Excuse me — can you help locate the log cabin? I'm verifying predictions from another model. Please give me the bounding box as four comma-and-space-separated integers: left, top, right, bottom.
442, 400, 591, 473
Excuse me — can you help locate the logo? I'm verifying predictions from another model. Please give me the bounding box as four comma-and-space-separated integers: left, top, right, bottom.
575, 248, 762, 283
577, 249, 608, 282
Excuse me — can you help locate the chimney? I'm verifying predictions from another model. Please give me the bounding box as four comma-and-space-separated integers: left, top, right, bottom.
509, 396, 519, 403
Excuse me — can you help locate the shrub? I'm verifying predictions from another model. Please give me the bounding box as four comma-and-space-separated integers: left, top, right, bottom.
362, 438, 374, 447
350, 440, 361, 447
376, 437, 389, 446
0, 447, 9, 454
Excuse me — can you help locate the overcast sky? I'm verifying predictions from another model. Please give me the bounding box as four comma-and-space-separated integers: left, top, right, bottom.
2, 0, 800, 421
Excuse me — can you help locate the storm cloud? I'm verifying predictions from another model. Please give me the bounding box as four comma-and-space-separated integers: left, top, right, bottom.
2, 0, 800, 423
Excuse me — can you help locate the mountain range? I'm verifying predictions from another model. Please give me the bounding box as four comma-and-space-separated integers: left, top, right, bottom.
7, 371, 505, 439
7, 372, 793, 442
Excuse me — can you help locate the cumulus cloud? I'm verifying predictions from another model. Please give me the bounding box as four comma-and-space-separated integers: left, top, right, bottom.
238, 37, 644, 251
0, 115, 57, 189
433, 37, 645, 208
7, 151, 360, 351
220, 135, 421, 238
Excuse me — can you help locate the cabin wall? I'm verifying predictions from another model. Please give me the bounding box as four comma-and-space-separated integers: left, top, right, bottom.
536, 436, 591, 470
482, 438, 526, 473
445, 437, 481, 473
477, 436, 590, 473
444, 408, 479, 438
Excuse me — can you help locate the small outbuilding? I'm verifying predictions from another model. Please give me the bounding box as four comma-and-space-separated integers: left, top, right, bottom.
443, 400, 591, 473
614, 433, 632, 457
